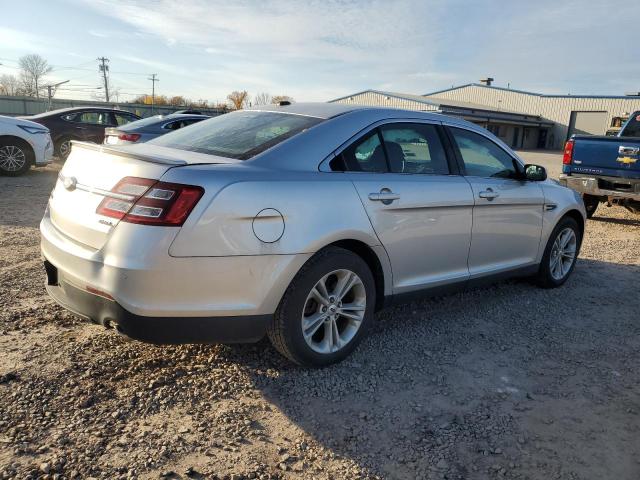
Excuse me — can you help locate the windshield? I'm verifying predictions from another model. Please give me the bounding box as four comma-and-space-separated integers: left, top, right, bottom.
621, 113, 640, 137
149, 110, 322, 160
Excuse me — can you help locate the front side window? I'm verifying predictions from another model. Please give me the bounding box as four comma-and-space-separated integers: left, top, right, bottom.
379, 123, 449, 174
622, 114, 640, 137
151, 111, 322, 160
450, 127, 517, 178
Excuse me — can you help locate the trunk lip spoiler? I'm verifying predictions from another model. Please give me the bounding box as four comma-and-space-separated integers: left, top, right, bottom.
57, 172, 137, 201
70, 140, 188, 166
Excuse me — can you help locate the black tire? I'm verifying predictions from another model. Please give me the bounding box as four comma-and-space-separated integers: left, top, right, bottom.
267, 246, 376, 367
535, 216, 582, 288
0, 138, 33, 176
56, 136, 73, 160
582, 194, 599, 219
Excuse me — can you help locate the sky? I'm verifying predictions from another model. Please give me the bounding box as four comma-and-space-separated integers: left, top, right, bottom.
0, 0, 638, 104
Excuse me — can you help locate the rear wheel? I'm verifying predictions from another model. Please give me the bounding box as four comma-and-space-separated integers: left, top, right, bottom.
0, 139, 32, 176
583, 194, 599, 219
267, 247, 376, 367
535, 217, 581, 288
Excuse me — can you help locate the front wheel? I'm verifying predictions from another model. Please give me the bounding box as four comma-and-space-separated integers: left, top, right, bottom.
267, 247, 376, 367
535, 217, 581, 288
56, 136, 73, 160
0, 139, 32, 176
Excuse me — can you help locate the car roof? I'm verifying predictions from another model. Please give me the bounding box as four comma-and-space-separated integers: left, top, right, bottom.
27, 106, 137, 118
244, 102, 458, 123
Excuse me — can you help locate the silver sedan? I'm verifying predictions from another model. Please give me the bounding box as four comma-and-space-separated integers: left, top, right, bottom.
41, 103, 586, 366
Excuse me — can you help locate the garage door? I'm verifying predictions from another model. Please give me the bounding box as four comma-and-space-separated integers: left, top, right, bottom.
568, 111, 607, 137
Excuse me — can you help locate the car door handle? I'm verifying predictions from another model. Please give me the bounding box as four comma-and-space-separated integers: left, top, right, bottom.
619, 145, 639, 155
478, 188, 500, 200
368, 190, 400, 204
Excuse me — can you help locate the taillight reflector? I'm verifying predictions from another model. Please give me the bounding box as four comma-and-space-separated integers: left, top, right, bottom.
562, 139, 574, 165
96, 177, 204, 226
118, 133, 141, 142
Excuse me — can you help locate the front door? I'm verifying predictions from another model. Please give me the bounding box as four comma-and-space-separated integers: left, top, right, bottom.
447, 126, 544, 277
338, 122, 475, 294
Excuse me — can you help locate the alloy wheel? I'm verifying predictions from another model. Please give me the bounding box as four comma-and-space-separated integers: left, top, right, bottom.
0, 145, 26, 172
301, 269, 366, 354
550, 227, 577, 280
59, 140, 71, 159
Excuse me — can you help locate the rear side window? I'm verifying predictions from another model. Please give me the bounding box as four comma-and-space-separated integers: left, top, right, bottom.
380, 124, 449, 174
339, 130, 387, 172
150, 111, 322, 160
449, 127, 517, 178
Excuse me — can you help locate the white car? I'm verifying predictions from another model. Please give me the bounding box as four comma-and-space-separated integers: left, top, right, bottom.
0, 115, 54, 176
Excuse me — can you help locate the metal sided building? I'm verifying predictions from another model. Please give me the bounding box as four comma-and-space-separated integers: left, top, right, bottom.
330, 84, 640, 150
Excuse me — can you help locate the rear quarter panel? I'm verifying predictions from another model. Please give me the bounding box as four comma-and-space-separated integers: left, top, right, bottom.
164, 167, 382, 258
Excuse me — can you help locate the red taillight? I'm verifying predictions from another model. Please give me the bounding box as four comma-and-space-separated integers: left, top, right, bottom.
562, 139, 574, 165
118, 133, 141, 142
96, 176, 204, 226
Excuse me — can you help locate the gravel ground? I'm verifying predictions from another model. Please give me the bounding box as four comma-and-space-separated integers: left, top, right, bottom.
1, 152, 639, 480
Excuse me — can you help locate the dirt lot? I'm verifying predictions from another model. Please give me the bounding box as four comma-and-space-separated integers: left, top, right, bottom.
1, 151, 639, 480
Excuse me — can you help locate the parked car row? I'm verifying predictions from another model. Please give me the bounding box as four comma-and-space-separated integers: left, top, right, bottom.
0, 106, 210, 175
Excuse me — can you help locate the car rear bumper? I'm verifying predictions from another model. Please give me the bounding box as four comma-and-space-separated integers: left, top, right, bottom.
40, 212, 312, 321
44, 262, 271, 343
559, 174, 640, 200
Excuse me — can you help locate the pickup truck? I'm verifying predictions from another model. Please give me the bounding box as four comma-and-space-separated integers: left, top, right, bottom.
559, 111, 640, 218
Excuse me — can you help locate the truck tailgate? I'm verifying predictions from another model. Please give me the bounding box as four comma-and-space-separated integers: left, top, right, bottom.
570, 135, 640, 178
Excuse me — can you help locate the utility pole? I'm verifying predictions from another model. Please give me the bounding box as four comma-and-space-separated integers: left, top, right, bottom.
98, 57, 110, 102
148, 74, 159, 113
45, 80, 69, 111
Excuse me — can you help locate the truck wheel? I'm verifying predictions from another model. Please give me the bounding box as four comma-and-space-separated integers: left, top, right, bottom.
0, 138, 33, 176
267, 247, 376, 367
582, 194, 599, 219
535, 216, 581, 288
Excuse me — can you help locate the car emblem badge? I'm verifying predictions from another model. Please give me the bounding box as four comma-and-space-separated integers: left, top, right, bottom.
63, 176, 77, 191
616, 156, 637, 165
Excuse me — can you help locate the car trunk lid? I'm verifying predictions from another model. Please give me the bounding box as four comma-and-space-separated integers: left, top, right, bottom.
48, 142, 186, 250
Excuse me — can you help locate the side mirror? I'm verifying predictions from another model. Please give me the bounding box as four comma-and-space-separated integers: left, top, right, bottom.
524, 164, 547, 181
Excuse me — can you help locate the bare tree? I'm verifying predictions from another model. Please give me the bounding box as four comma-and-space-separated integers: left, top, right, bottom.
227, 90, 250, 110
0, 74, 20, 96
169, 95, 186, 106
19, 54, 52, 98
272, 95, 294, 105
253, 92, 272, 106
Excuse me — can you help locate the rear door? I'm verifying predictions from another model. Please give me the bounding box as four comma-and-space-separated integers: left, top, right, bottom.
446, 126, 544, 276
339, 121, 474, 294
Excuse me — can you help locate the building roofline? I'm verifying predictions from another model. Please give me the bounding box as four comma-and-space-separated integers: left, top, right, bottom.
328, 89, 441, 107
423, 82, 640, 100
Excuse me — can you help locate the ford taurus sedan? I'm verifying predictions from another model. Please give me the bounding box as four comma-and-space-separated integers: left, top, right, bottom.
41, 103, 586, 366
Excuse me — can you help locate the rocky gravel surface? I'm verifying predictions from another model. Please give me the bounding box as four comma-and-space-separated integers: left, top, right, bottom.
1, 153, 639, 479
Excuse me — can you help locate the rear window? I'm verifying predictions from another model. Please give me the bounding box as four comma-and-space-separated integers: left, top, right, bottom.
149, 111, 322, 160
622, 114, 640, 137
